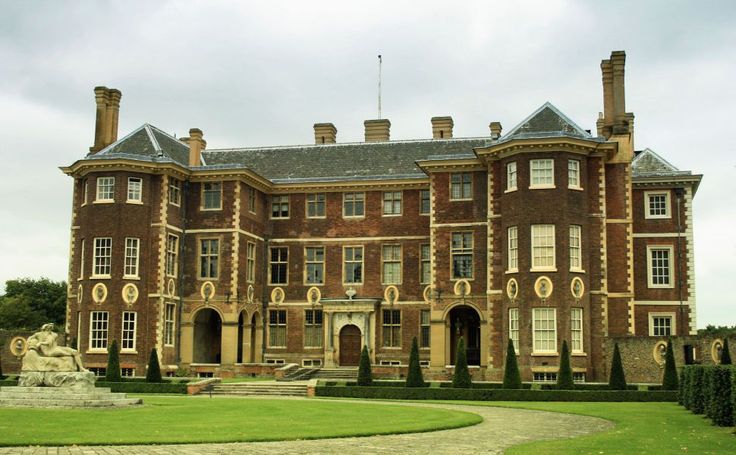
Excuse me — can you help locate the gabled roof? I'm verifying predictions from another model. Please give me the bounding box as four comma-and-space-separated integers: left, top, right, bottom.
632, 148, 685, 176
202, 138, 492, 183
501, 102, 597, 142
87, 124, 191, 166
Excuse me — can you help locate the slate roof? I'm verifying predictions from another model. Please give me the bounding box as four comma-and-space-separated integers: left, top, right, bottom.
499, 102, 600, 143
87, 124, 191, 166
202, 138, 493, 183
632, 148, 691, 177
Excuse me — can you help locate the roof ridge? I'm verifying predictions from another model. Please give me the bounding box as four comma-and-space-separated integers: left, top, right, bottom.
147, 124, 190, 150
94, 124, 149, 156
503, 101, 591, 139
632, 147, 679, 171
204, 136, 493, 153
143, 124, 163, 155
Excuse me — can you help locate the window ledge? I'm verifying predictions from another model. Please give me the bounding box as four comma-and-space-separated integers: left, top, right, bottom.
381, 347, 403, 350
270, 217, 291, 220
93, 200, 114, 204
90, 275, 111, 280
86, 350, 108, 354
504, 188, 518, 194
648, 284, 674, 289
568, 186, 584, 191
449, 198, 473, 202
530, 267, 557, 273
505, 269, 519, 274
531, 352, 559, 357
202, 208, 223, 212
120, 350, 138, 355
528, 185, 556, 190
569, 269, 586, 274
449, 278, 474, 282
306, 216, 327, 220
304, 283, 325, 287
126, 200, 144, 205
123, 276, 141, 281
382, 214, 403, 217
645, 215, 671, 220
571, 352, 587, 357
343, 216, 366, 220
169, 202, 181, 207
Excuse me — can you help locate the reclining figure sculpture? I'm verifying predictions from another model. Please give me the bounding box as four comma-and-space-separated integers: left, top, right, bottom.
19, 323, 94, 388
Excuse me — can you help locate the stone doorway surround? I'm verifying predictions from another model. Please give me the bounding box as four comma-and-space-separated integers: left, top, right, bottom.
320, 298, 378, 367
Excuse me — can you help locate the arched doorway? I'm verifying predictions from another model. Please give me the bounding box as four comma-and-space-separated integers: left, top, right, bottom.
237, 311, 245, 363
193, 308, 222, 364
339, 324, 362, 366
448, 306, 481, 366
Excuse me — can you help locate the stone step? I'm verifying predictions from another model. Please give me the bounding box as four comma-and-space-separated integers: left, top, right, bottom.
0, 386, 142, 408
0, 397, 142, 407
0, 391, 130, 400
209, 382, 308, 397
213, 384, 307, 389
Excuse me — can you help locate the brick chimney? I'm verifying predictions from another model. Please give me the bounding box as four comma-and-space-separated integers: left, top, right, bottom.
183, 128, 206, 167
364, 119, 391, 142
314, 123, 337, 144
489, 122, 502, 139
431, 116, 453, 139
600, 50, 633, 138
89, 86, 122, 154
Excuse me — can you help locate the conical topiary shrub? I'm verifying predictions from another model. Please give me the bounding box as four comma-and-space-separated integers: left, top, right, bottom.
557, 340, 574, 390
452, 337, 472, 388
357, 345, 372, 386
720, 338, 732, 365
406, 337, 425, 388
502, 338, 522, 389
662, 339, 679, 390
609, 342, 627, 390
146, 348, 163, 383
105, 339, 122, 382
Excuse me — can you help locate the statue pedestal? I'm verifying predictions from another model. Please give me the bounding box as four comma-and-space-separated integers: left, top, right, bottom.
19, 371, 96, 389
0, 385, 142, 408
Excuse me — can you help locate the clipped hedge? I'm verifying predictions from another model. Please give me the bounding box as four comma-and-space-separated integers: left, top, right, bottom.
315, 386, 677, 402
95, 381, 188, 394
708, 366, 734, 426
680, 364, 734, 427
0, 379, 19, 387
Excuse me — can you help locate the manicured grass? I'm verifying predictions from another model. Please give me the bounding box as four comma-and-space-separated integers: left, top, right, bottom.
455, 401, 736, 454
0, 395, 481, 446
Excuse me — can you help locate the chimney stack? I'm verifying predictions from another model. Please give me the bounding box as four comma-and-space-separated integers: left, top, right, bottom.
90, 86, 122, 154
600, 50, 632, 138
364, 119, 391, 142
314, 123, 337, 144
489, 122, 502, 140
184, 128, 206, 167
431, 116, 453, 139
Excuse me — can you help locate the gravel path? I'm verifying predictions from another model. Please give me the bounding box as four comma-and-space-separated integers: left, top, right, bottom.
0, 398, 613, 454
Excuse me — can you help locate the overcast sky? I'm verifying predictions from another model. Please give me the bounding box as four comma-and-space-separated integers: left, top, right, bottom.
1, 1, 734, 327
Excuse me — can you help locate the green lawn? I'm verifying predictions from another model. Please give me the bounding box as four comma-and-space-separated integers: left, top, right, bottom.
0, 395, 481, 446
457, 401, 736, 454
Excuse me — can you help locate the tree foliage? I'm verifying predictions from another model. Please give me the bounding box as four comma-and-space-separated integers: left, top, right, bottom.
557, 340, 574, 390
357, 345, 372, 386
452, 337, 472, 388
406, 337, 425, 388
662, 339, 679, 390
105, 340, 122, 382
0, 278, 66, 330
502, 338, 522, 389
698, 325, 736, 337
609, 343, 627, 390
146, 348, 163, 383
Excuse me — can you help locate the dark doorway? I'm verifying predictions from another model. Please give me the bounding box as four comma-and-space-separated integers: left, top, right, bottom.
683, 344, 695, 365
237, 312, 245, 363
193, 308, 222, 364
250, 313, 258, 363
339, 324, 362, 366
449, 306, 481, 366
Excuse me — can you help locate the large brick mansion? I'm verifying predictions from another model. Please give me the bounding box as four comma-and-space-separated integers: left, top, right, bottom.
62, 51, 701, 381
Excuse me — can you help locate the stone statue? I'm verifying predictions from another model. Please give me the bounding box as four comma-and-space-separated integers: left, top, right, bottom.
19, 323, 94, 388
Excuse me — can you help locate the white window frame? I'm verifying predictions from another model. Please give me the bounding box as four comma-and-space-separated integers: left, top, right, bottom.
165, 234, 178, 277
168, 179, 181, 206
647, 245, 674, 288
531, 224, 556, 271
95, 177, 115, 202
127, 177, 143, 203
123, 237, 140, 278
271, 195, 290, 219
568, 159, 582, 189
164, 303, 176, 346
382, 191, 403, 216
506, 162, 517, 192
343, 246, 364, 285
532, 308, 557, 354
509, 308, 519, 354
381, 244, 402, 285
382, 309, 401, 348
269, 246, 289, 285
201, 182, 223, 211
648, 312, 676, 337
89, 311, 109, 351
304, 309, 324, 348
571, 308, 583, 353
420, 244, 431, 284
343, 192, 365, 218
82, 179, 89, 206
305, 246, 325, 285
268, 309, 287, 347
79, 238, 85, 280
306, 193, 326, 219
246, 241, 256, 283
569, 225, 582, 271
121, 311, 137, 352
529, 159, 555, 189
451, 232, 473, 280
644, 191, 671, 219
199, 238, 219, 279
92, 237, 112, 278
450, 172, 473, 200
420, 189, 431, 215
507, 226, 518, 272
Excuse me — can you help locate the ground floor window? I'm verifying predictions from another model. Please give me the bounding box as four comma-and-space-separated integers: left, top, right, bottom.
88, 367, 106, 377
121, 368, 135, 377
121, 311, 136, 351
269, 310, 287, 347
420, 310, 430, 348
304, 309, 323, 347
532, 308, 556, 353
573, 372, 586, 382
89, 311, 109, 350
382, 309, 401, 347
164, 303, 176, 346
533, 372, 557, 382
